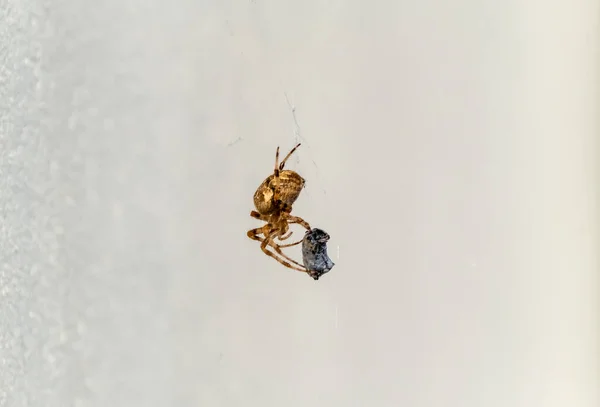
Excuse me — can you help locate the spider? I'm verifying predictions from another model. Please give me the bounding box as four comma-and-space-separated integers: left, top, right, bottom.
302, 228, 335, 280
247, 143, 313, 274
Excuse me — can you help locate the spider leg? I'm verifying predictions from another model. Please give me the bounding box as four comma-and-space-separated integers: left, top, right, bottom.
273, 224, 303, 247
249, 226, 307, 269
277, 239, 302, 248
279, 230, 293, 240
249, 228, 306, 271
250, 210, 265, 220
247, 227, 265, 240
272, 144, 301, 204
273, 232, 302, 247
273, 148, 282, 202
266, 238, 306, 268
265, 231, 306, 268
249, 227, 283, 250
274, 146, 281, 175
250, 211, 295, 243
275, 215, 309, 242
261, 232, 308, 272
278, 143, 301, 170
249, 209, 307, 249
286, 214, 311, 231
270, 214, 311, 246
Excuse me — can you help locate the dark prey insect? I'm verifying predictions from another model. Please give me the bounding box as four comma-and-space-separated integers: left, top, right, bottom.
247, 143, 313, 274
302, 228, 335, 280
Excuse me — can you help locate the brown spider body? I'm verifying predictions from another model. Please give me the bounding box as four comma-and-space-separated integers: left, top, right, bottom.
247, 143, 314, 276
253, 170, 305, 215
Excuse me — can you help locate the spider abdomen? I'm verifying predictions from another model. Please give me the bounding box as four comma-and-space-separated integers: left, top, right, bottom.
253, 170, 305, 215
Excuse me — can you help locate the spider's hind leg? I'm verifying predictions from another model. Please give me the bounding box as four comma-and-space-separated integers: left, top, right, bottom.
274, 146, 281, 177
274, 143, 301, 175
279, 143, 301, 170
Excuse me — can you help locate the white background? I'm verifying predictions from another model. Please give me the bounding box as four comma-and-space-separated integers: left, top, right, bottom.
0, 0, 598, 406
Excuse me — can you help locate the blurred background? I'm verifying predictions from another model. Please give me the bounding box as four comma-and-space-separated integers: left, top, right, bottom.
0, 0, 598, 406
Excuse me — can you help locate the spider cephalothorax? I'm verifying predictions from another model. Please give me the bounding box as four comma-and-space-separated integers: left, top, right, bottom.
247, 143, 314, 274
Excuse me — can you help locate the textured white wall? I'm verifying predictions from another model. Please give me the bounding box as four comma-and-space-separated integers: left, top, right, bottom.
0, 0, 598, 406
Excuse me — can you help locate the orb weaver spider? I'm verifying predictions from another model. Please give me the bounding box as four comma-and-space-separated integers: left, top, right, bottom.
246, 143, 313, 274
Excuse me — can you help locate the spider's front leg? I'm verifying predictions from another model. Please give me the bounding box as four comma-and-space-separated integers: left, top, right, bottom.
249, 211, 292, 243
247, 227, 265, 241
287, 215, 311, 231
250, 210, 266, 220
249, 228, 295, 267
260, 232, 308, 272
249, 225, 306, 269
278, 230, 293, 241
272, 214, 311, 248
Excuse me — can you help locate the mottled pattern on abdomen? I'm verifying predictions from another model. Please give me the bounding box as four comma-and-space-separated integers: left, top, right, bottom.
253, 170, 305, 214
